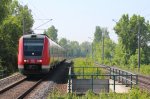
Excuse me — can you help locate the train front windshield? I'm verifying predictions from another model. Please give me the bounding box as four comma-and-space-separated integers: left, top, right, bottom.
23, 38, 44, 58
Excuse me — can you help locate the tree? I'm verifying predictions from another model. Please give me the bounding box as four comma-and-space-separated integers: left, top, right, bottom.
93, 26, 116, 64
44, 25, 58, 42
10, 0, 34, 34
114, 14, 150, 64
94, 26, 102, 42
80, 41, 91, 57
68, 41, 81, 57
0, 0, 11, 24
0, 0, 34, 72
59, 38, 67, 47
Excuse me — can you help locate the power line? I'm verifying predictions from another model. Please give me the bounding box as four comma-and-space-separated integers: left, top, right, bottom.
33, 19, 53, 30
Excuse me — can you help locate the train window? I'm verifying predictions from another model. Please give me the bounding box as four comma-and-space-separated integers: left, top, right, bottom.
23, 38, 44, 57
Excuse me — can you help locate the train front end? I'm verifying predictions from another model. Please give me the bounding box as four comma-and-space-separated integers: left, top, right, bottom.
18, 34, 50, 75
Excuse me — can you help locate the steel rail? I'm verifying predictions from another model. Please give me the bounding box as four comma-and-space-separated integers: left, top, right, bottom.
0, 77, 27, 94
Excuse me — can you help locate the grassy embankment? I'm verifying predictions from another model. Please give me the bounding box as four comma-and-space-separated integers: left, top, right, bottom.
47, 58, 150, 99
48, 88, 150, 99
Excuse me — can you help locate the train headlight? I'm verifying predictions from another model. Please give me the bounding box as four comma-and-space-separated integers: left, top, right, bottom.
24, 59, 29, 63
37, 60, 42, 63
24, 60, 27, 62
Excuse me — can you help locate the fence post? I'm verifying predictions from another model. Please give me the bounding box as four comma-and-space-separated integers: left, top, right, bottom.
116, 69, 117, 81
97, 67, 98, 78
113, 75, 115, 92
119, 70, 120, 82
130, 74, 132, 89
83, 67, 84, 79
122, 71, 124, 84
113, 68, 114, 80
125, 72, 128, 87
136, 75, 138, 85
91, 75, 93, 92
109, 67, 111, 79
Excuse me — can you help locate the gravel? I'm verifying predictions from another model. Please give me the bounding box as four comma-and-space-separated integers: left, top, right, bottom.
24, 61, 71, 99
0, 73, 25, 90
0, 80, 37, 99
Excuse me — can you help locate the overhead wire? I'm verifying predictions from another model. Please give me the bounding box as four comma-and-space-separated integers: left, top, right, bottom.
18, 0, 53, 33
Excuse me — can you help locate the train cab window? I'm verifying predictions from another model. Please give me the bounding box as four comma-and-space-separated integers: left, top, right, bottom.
23, 38, 44, 57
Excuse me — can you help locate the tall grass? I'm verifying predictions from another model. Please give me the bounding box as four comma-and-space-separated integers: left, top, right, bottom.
47, 87, 150, 99
47, 58, 150, 99
112, 64, 150, 76
72, 58, 105, 79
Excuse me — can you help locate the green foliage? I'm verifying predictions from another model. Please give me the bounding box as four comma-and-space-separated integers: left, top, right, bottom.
73, 58, 94, 67
94, 26, 102, 42
140, 65, 150, 75
0, 58, 2, 70
59, 38, 67, 46
80, 41, 91, 57
94, 26, 109, 43
10, 0, 34, 34
59, 39, 83, 57
113, 43, 127, 65
114, 14, 150, 65
72, 58, 104, 79
69, 41, 81, 57
0, 0, 34, 73
47, 88, 150, 99
0, 0, 11, 24
93, 28, 116, 65
44, 25, 58, 42
129, 48, 145, 67
85, 90, 95, 99
59, 38, 91, 58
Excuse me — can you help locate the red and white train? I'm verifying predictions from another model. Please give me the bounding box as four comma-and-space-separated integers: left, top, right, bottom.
18, 34, 66, 75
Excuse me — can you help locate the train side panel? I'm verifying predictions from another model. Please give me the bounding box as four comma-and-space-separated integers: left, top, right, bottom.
41, 36, 50, 72
18, 37, 24, 72
18, 34, 66, 75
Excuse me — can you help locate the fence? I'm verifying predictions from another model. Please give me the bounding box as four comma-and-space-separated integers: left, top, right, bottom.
68, 66, 138, 93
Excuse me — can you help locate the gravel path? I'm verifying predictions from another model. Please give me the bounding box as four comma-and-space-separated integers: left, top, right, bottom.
24, 61, 71, 99
0, 73, 25, 90
0, 79, 38, 99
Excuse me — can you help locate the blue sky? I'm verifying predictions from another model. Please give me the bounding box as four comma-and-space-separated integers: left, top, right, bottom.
19, 0, 150, 43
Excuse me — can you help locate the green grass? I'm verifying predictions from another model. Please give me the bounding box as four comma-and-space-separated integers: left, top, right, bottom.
47, 57, 150, 99
72, 58, 105, 79
47, 87, 150, 99
111, 64, 150, 76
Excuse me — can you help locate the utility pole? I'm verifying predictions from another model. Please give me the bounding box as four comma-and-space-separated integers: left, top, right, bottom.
88, 37, 94, 60
23, 17, 25, 35
102, 31, 104, 63
138, 21, 141, 72
92, 42, 93, 59
23, 6, 25, 35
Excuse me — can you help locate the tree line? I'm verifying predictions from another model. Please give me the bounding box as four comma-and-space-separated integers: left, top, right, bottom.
0, 0, 149, 74
0, 0, 91, 73
93, 14, 150, 69
0, 0, 33, 73
44, 25, 92, 58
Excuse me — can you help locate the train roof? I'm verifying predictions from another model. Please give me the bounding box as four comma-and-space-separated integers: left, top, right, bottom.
23, 34, 46, 39
22, 34, 64, 50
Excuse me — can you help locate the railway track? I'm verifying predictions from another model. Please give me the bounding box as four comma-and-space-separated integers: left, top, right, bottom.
0, 73, 26, 90
138, 75, 150, 92
0, 76, 45, 99
0, 61, 71, 98
95, 62, 150, 92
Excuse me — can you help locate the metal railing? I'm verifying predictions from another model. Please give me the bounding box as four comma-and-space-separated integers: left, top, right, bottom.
68, 66, 138, 93
95, 63, 138, 86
